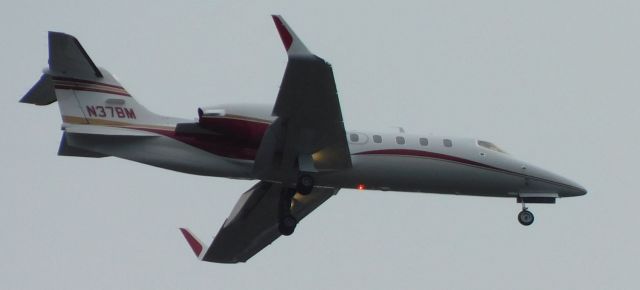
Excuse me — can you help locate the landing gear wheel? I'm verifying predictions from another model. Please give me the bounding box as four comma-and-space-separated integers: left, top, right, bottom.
278, 188, 297, 236
296, 174, 314, 195
518, 209, 534, 226
279, 215, 298, 236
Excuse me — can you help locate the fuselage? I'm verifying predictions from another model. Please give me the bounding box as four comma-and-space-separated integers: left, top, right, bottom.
95, 103, 585, 199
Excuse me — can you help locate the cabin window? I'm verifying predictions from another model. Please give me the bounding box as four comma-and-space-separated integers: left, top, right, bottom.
373, 135, 382, 143
419, 138, 428, 146
396, 136, 405, 145
443, 139, 453, 147
349, 133, 359, 143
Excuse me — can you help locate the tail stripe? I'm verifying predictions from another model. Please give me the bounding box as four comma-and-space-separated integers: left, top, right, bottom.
51, 76, 125, 90
52, 76, 130, 97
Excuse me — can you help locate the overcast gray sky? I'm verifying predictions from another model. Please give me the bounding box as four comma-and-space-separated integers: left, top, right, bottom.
2, 1, 639, 289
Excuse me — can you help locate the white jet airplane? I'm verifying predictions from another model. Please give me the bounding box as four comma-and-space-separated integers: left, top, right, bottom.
21, 16, 586, 263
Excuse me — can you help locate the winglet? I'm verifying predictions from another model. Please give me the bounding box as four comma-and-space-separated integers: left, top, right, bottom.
271, 15, 312, 57
179, 228, 207, 259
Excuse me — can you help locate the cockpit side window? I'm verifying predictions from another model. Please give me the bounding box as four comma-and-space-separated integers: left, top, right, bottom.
477, 140, 507, 154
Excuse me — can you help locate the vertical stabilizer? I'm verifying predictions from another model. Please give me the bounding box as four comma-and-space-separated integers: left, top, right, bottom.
21, 32, 171, 127
48, 31, 102, 79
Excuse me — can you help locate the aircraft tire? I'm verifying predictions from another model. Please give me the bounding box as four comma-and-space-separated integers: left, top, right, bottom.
518, 210, 534, 226
279, 215, 297, 236
296, 174, 314, 195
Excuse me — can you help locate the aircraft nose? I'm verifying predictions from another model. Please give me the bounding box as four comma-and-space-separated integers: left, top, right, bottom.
562, 179, 587, 196
523, 164, 587, 197
545, 172, 587, 197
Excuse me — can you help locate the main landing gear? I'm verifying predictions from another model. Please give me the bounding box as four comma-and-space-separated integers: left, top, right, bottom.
517, 201, 535, 226
279, 214, 298, 236
278, 174, 315, 235
296, 174, 314, 195
278, 188, 298, 236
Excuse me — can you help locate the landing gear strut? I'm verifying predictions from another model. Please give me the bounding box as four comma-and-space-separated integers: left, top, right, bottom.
278, 188, 298, 236
517, 201, 534, 226
278, 174, 315, 235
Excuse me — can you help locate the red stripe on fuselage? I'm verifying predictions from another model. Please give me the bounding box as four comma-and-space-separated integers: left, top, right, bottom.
52, 76, 126, 90
52, 76, 131, 97
354, 149, 581, 191
54, 84, 131, 97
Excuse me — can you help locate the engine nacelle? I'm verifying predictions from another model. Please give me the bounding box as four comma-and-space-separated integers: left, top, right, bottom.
198, 107, 226, 118
197, 104, 274, 146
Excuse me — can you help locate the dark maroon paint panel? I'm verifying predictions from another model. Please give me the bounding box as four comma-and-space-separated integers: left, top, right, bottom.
272, 16, 293, 50
199, 117, 269, 146
179, 228, 203, 256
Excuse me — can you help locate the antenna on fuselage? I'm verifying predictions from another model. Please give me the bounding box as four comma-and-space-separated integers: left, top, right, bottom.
392, 126, 405, 134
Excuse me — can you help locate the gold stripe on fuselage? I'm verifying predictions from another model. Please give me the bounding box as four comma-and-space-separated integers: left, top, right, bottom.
62, 115, 175, 131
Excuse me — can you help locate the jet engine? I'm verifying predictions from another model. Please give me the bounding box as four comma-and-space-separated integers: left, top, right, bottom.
196, 105, 274, 146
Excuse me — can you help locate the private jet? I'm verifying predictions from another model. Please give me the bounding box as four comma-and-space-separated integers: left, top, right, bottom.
20, 15, 586, 263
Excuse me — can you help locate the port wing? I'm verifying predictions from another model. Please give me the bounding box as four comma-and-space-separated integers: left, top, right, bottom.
180, 181, 337, 263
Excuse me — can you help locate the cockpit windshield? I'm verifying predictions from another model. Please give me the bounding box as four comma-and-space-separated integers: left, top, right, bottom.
477, 140, 508, 154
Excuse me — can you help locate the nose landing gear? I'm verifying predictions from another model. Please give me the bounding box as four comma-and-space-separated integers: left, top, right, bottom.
518, 209, 534, 226
517, 201, 534, 226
